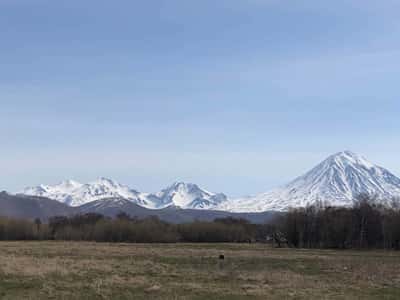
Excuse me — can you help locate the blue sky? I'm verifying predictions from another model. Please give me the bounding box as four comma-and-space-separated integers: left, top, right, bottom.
1, 0, 400, 196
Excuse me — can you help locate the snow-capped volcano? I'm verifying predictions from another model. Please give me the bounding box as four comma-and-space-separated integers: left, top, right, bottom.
21, 179, 227, 210
221, 151, 400, 212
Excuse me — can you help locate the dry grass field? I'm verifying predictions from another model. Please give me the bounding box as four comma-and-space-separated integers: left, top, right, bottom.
0, 242, 399, 299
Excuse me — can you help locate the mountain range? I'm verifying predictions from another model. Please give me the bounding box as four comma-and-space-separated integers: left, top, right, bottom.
17, 151, 400, 215
22, 179, 227, 210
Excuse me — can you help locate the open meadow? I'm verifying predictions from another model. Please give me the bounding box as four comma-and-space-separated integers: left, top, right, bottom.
0, 242, 399, 299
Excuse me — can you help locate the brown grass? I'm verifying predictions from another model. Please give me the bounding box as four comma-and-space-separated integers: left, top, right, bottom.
0, 242, 399, 299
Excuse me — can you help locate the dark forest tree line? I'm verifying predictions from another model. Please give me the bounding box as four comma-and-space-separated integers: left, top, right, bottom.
0, 195, 399, 249
279, 195, 400, 249
0, 213, 261, 243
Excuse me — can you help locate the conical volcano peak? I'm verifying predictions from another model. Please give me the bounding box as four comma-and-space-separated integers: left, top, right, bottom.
334, 150, 360, 161
338, 150, 357, 157
222, 151, 400, 212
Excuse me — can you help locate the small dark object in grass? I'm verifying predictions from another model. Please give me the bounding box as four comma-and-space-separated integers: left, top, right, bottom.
219, 254, 225, 260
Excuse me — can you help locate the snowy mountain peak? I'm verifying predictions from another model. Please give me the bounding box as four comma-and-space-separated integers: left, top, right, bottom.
167, 181, 195, 190
93, 177, 120, 186
222, 151, 400, 212
328, 151, 375, 170
336, 150, 359, 158
162, 182, 208, 195
22, 178, 145, 207
155, 182, 227, 209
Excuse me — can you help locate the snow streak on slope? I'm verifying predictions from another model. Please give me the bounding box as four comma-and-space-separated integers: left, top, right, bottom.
22, 179, 227, 210
221, 151, 400, 212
